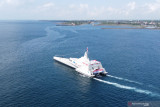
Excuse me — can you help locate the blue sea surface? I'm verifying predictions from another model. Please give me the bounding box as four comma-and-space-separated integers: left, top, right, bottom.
0, 21, 160, 107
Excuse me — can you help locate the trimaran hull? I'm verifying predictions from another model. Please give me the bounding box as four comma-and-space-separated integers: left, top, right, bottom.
53, 48, 107, 77
54, 57, 77, 69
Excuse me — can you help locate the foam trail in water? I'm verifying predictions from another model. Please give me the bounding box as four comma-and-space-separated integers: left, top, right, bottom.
94, 78, 160, 97
107, 75, 142, 85
148, 85, 160, 91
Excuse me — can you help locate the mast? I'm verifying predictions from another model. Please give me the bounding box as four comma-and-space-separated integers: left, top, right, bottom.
84, 47, 89, 60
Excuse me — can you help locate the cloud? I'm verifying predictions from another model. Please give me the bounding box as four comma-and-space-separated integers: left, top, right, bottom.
127, 2, 136, 10
144, 0, 160, 13
69, 4, 76, 9
67, 2, 137, 19
0, 0, 20, 6
79, 4, 88, 10
42, 2, 54, 8
67, 3, 131, 19
0, 0, 160, 20
0, 0, 34, 7
34, 2, 55, 13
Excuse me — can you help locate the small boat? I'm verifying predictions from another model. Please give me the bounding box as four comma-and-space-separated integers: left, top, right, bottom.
53, 48, 107, 77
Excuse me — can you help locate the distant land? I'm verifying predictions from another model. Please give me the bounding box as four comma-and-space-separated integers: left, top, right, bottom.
56, 21, 92, 26
56, 20, 160, 29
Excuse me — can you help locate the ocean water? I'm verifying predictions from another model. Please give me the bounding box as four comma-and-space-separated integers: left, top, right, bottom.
0, 20, 160, 107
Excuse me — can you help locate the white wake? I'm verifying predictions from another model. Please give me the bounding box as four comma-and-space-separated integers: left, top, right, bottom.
107, 75, 142, 85
94, 78, 160, 97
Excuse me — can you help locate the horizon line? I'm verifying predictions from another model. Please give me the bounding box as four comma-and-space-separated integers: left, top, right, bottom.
0, 19, 160, 21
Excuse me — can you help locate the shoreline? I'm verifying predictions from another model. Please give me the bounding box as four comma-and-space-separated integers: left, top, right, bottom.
101, 27, 160, 30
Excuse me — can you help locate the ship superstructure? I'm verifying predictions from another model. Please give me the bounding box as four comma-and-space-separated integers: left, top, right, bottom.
53, 48, 107, 77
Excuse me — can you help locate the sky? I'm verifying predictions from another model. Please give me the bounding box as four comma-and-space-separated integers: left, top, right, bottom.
0, 0, 160, 20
